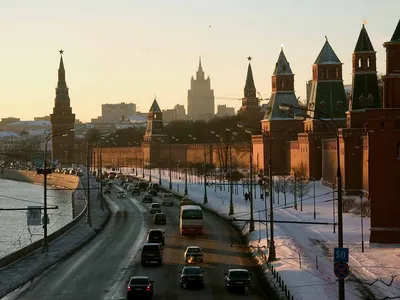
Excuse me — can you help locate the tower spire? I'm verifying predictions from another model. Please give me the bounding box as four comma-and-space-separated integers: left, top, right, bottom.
198, 56, 203, 71
244, 56, 256, 98
57, 49, 67, 90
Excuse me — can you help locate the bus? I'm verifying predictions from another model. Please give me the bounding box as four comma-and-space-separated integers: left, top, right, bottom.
180, 205, 203, 236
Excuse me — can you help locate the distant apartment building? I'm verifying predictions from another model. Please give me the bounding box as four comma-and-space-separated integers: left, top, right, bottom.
174, 104, 186, 120
216, 105, 235, 117
102, 102, 136, 123
0, 117, 20, 130
162, 109, 176, 122
34, 116, 51, 121
91, 116, 103, 124
187, 58, 215, 121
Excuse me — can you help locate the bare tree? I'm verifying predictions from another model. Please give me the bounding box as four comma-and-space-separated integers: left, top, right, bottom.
290, 162, 311, 211
279, 176, 290, 207
274, 179, 282, 204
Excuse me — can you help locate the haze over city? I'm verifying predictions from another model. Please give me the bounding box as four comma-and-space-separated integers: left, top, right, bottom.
0, 0, 398, 121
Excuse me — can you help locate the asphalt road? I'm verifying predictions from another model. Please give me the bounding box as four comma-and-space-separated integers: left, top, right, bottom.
7, 183, 271, 300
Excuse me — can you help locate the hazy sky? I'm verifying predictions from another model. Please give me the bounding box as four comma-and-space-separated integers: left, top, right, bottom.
0, 0, 398, 122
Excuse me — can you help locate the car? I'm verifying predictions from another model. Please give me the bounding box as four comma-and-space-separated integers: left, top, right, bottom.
162, 193, 174, 206
142, 193, 153, 203
141, 243, 163, 265
147, 229, 165, 245
180, 266, 204, 289
149, 182, 159, 192
154, 213, 166, 225
150, 203, 161, 214
224, 269, 252, 292
117, 191, 126, 198
104, 188, 111, 194
127, 276, 154, 299
148, 188, 158, 196
184, 246, 204, 263
132, 187, 140, 196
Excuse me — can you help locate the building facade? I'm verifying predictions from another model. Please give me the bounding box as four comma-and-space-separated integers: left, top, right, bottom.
102, 102, 136, 123
187, 58, 215, 120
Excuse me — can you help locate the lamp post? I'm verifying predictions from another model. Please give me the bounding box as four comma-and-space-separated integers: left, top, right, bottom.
313, 178, 316, 219
332, 184, 336, 234
359, 191, 365, 253
184, 146, 188, 196
86, 140, 92, 227
189, 134, 208, 204
279, 102, 345, 300
171, 136, 179, 190
42, 128, 75, 253
237, 122, 275, 260
225, 128, 237, 216
236, 123, 255, 232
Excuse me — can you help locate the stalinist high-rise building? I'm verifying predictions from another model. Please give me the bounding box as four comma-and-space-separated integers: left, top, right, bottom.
187, 58, 215, 120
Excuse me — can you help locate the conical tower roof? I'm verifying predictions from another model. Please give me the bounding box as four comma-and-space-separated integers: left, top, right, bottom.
390, 19, 400, 42
149, 98, 161, 113
273, 48, 293, 75
354, 24, 374, 52
244, 57, 256, 97
314, 37, 341, 65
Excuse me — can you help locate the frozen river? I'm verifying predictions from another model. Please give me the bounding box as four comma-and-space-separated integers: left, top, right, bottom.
0, 179, 73, 259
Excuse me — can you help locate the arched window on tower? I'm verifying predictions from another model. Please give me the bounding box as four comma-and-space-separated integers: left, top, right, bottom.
367, 58, 370, 68
336, 68, 339, 78
359, 94, 365, 107
367, 94, 374, 107
320, 101, 326, 111
281, 80, 284, 88
397, 143, 400, 160
358, 58, 362, 68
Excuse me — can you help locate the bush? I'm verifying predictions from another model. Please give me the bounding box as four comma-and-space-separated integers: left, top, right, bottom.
342, 197, 356, 213
353, 200, 371, 217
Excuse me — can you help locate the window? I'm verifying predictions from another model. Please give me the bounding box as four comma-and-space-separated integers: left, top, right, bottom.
367, 94, 374, 106
182, 210, 203, 219
397, 143, 400, 159
336, 68, 339, 78
337, 101, 343, 109
367, 58, 370, 68
358, 58, 362, 68
359, 95, 365, 107
130, 278, 149, 285
281, 80, 284, 88
320, 101, 326, 111
380, 121, 385, 130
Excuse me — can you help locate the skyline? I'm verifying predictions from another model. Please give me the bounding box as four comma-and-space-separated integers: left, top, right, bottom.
0, 1, 399, 122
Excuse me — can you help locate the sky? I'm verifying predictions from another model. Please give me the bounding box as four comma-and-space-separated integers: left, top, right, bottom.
0, 0, 398, 122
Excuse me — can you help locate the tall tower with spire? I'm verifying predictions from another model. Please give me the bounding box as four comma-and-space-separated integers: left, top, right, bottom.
264, 47, 300, 120
143, 98, 166, 142
50, 50, 75, 165
350, 23, 381, 111
382, 19, 400, 108
239, 57, 260, 114
307, 37, 347, 119
187, 57, 215, 120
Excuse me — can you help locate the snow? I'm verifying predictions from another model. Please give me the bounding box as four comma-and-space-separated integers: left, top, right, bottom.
134, 168, 400, 300
0, 174, 109, 299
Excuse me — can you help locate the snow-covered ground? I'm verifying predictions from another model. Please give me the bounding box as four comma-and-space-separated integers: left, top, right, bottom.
131, 168, 400, 300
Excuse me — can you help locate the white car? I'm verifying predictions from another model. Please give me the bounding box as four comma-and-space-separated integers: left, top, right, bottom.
117, 191, 126, 198
150, 203, 161, 214
184, 246, 204, 263
162, 193, 174, 206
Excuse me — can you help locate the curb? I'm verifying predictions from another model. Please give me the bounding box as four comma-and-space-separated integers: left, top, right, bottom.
0, 197, 111, 298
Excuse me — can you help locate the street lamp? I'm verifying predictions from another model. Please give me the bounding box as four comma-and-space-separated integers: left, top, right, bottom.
42, 128, 75, 253
236, 123, 255, 232
171, 136, 179, 190
226, 128, 236, 216
359, 191, 365, 253
189, 134, 208, 204
237, 122, 275, 260
279, 102, 345, 299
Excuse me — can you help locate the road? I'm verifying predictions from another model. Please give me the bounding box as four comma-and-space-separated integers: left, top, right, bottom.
6, 182, 274, 300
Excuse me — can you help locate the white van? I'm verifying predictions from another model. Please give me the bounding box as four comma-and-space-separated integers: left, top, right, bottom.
162, 193, 174, 206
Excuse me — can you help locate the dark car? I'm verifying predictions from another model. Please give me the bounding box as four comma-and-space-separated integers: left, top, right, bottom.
141, 243, 163, 265
147, 229, 165, 245
142, 193, 153, 203
149, 183, 159, 192
224, 269, 252, 292
138, 181, 149, 191
104, 188, 111, 194
132, 187, 140, 196
127, 276, 154, 299
154, 213, 166, 225
148, 188, 157, 196
180, 266, 204, 289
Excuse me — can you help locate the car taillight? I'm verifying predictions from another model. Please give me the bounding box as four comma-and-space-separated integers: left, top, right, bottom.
146, 285, 151, 291
127, 286, 131, 291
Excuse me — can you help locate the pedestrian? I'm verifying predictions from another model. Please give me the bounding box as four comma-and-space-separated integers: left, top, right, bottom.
244, 192, 249, 202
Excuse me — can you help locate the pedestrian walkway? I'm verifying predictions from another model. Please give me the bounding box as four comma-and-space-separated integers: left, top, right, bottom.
0, 173, 109, 298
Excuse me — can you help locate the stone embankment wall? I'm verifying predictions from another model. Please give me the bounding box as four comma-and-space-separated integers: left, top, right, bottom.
0, 169, 87, 268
